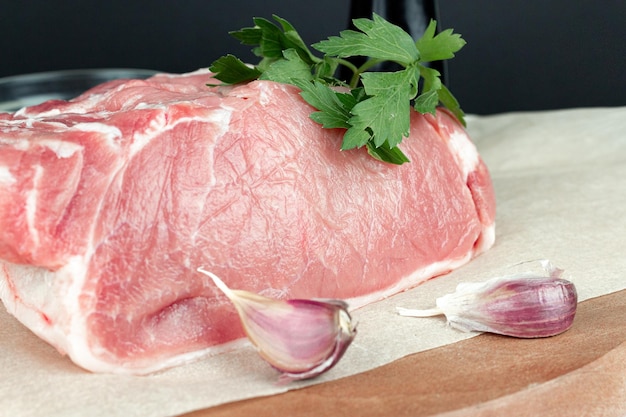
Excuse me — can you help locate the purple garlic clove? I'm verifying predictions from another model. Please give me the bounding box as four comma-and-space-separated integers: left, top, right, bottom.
397, 260, 578, 338
197, 267, 357, 382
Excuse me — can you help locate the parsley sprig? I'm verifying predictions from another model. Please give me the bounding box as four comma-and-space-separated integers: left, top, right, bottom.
209, 14, 466, 165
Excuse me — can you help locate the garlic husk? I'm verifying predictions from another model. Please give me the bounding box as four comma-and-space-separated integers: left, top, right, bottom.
397, 261, 578, 338
197, 268, 357, 382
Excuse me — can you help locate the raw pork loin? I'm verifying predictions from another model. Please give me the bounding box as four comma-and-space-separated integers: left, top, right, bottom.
0, 69, 496, 374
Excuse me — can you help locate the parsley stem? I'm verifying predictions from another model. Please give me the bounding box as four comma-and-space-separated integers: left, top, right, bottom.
348, 58, 385, 88
336, 58, 358, 74
335, 58, 358, 87
356, 58, 385, 74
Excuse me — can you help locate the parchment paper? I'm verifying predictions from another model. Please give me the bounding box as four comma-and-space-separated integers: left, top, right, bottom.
1, 106, 625, 417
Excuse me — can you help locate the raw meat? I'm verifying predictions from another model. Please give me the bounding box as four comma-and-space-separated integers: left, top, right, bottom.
0, 69, 496, 374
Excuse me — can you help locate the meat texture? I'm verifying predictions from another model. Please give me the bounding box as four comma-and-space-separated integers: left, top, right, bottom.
0, 69, 496, 374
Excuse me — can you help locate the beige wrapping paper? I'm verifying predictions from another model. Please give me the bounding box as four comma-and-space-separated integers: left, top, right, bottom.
1, 106, 625, 417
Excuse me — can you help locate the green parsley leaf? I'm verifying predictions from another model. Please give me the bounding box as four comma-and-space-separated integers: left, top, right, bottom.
438, 84, 467, 126
414, 66, 442, 115
341, 126, 372, 150
313, 14, 420, 66
229, 27, 262, 48
367, 141, 410, 164
260, 49, 313, 84
208, 54, 262, 85
252, 17, 293, 59
208, 14, 467, 165
415, 20, 466, 62
345, 67, 417, 149
314, 56, 341, 80
272, 15, 319, 65
241, 16, 319, 65
414, 89, 440, 115
292, 79, 352, 129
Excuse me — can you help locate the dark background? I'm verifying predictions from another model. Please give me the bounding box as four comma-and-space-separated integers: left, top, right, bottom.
1, 1, 625, 114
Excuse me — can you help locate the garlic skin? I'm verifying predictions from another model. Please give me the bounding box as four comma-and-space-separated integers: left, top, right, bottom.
197, 268, 357, 382
397, 261, 578, 338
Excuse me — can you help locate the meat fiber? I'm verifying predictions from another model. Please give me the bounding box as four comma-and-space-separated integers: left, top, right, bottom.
0, 69, 496, 374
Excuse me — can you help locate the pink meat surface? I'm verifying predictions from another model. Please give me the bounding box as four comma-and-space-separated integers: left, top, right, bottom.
0, 69, 496, 374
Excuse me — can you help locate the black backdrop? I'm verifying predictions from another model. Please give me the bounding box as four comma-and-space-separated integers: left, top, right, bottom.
2, 0, 625, 114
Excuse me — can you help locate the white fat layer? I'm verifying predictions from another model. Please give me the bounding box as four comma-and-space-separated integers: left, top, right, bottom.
448, 130, 480, 181
1, 137, 30, 150
15, 107, 61, 118
72, 122, 122, 148
257, 82, 275, 106
0, 166, 16, 185
0, 263, 52, 321
134, 102, 160, 110
59, 256, 104, 370
207, 107, 232, 139
0, 256, 92, 363
474, 222, 496, 255
37, 139, 83, 158
1, 136, 82, 157
130, 110, 167, 156
0, 119, 68, 131
25, 165, 43, 247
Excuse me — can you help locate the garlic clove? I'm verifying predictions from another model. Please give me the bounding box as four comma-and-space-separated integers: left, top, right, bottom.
397, 261, 578, 338
197, 267, 357, 382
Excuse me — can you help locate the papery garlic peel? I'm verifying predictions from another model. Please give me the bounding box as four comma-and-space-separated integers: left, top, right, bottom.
397, 260, 578, 338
